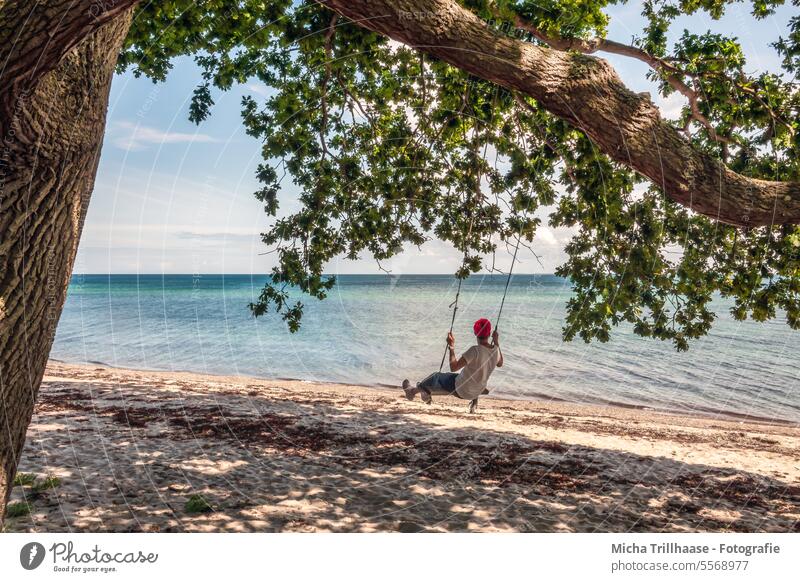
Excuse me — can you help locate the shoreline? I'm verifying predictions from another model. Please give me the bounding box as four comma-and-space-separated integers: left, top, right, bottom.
48, 358, 800, 428
6, 360, 799, 532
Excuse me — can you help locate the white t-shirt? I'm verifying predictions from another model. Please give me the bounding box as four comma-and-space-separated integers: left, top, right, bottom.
455, 344, 500, 400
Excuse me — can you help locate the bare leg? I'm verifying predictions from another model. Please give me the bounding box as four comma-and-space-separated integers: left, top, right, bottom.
402, 379, 418, 401
402, 379, 431, 403
403, 373, 457, 404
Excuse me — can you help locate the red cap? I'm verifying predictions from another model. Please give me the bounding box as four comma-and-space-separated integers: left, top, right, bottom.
473, 318, 491, 338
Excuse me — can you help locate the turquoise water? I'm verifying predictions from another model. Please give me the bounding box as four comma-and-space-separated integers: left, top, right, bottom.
53, 274, 800, 423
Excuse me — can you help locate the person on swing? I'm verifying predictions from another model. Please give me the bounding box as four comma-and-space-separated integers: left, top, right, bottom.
403, 318, 503, 404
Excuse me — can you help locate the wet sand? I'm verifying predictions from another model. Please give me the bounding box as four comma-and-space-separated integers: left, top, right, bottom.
5, 361, 799, 532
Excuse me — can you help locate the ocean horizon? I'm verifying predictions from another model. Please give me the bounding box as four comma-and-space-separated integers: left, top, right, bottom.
52, 273, 800, 424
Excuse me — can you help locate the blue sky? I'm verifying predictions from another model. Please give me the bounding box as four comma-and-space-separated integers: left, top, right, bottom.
75, 2, 796, 275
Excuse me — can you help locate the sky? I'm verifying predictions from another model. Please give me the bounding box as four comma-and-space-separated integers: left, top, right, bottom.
75, 2, 797, 275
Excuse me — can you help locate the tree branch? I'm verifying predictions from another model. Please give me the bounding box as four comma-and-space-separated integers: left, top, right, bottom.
509, 15, 737, 145
317, 0, 800, 227
319, 13, 339, 159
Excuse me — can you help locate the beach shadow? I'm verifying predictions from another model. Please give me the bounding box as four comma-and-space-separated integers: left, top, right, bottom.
7, 377, 800, 533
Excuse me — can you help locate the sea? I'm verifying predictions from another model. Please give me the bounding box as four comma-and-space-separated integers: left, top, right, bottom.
51, 274, 800, 424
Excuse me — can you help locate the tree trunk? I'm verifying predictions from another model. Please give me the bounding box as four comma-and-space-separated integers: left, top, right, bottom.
0, 9, 133, 523
319, 0, 800, 227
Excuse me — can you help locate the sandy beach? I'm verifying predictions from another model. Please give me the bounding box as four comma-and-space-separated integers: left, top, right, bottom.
4, 361, 799, 533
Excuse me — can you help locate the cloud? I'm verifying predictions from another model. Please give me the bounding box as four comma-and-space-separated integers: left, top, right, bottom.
536, 226, 559, 246
653, 92, 685, 121
109, 120, 218, 151
245, 83, 272, 99
176, 230, 259, 243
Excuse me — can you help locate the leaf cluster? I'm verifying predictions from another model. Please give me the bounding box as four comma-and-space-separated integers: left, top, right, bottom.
120, 0, 800, 348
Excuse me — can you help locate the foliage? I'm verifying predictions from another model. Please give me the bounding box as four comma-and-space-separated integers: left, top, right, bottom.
185, 494, 214, 514
31, 476, 62, 493
12, 473, 36, 487
13, 473, 62, 495
120, 0, 800, 350
5, 502, 32, 518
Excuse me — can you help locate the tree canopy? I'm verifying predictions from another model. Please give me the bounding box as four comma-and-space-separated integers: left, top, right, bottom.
119, 0, 800, 350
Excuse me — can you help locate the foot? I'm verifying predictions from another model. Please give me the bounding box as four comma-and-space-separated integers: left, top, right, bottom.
469, 399, 478, 413
420, 388, 432, 405
402, 379, 416, 401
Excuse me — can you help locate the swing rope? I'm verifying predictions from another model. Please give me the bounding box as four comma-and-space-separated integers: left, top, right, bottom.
495, 233, 522, 333
438, 86, 524, 410
466, 234, 521, 414
437, 116, 483, 373
438, 199, 476, 372
438, 277, 464, 372
440, 237, 520, 372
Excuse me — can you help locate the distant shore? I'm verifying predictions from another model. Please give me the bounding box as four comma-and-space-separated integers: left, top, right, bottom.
6, 360, 799, 532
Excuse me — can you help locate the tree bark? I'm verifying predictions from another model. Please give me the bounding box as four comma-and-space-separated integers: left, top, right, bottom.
0, 0, 140, 140
0, 8, 134, 523
319, 0, 800, 227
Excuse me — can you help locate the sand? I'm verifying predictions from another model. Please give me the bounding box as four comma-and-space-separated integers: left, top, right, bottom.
5, 360, 799, 532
